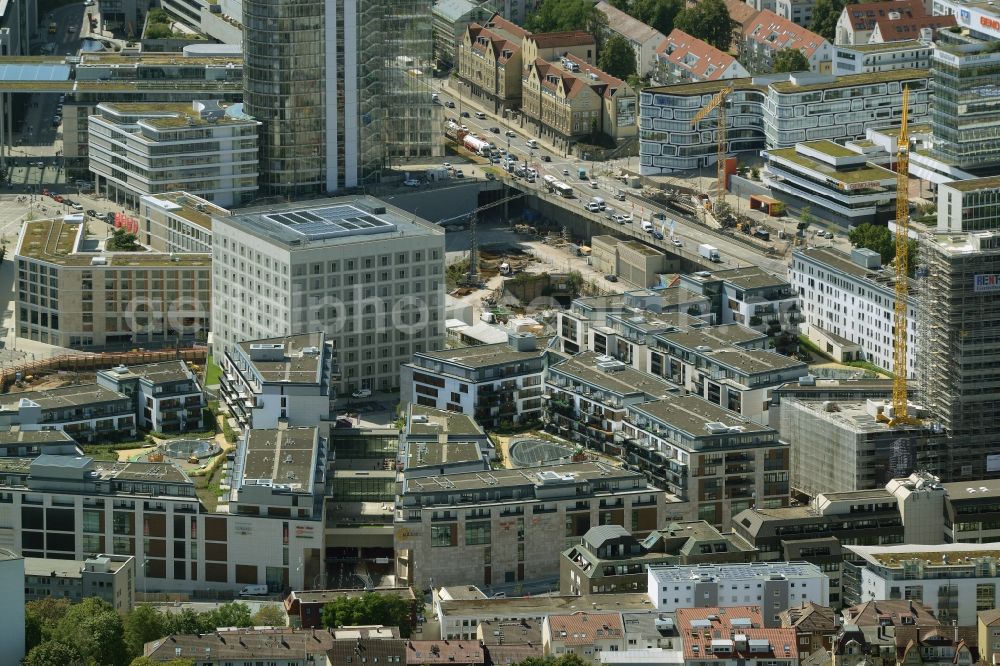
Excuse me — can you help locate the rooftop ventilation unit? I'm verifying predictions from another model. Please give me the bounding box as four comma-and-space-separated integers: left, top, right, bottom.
705, 422, 730, 434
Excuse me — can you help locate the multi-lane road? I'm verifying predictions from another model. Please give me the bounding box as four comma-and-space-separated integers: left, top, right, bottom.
427, 82, 792, 275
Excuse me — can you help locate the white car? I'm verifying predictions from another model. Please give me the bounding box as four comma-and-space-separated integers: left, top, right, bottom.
403, 178, 420, 187
671, 239, 683, 247
352, 388, 372, 399
442, 162, 452, 169
505, 130, 515, 137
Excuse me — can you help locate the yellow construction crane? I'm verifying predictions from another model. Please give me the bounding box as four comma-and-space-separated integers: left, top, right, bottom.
691, 86, 732, 210
890, 85, 919, 427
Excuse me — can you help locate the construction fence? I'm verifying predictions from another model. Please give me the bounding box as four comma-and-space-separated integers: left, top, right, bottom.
0, 348, 207, 392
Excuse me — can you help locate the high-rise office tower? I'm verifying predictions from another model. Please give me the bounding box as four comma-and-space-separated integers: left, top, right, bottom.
243, 0, 439, 196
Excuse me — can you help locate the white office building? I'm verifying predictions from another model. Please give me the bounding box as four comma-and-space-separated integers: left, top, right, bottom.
832, 40, 931, 76
211, 196, 445, 395
847, 543, 1000, 626
647, 562, 830, 624
88, 101, 260, 209
0, 549, 25, 664
789, 246, 917, 376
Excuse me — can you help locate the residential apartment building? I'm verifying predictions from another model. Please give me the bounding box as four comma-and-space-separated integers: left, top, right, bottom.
400, 333, 550, 430
545, 351, 676, 456
560, 522, 756, 595
457, 15, 595, 113
0, 385, 137, 443
594, 1, 667, 77
96, 361, 206, 433
648, 563, 830, 623
762, 139, 897, 225
400, 404, 495, 480
143, 627, 350, 664
0, 451, 325, 594
678, 266, 799, 337
522, 55, 637, 151
88, 100, 260, 209
219, 332, 336, 430
741, 10, 833, 74
676, 607, 800, 664
936, 176, 1000, 234
652, 30, 750, 85
594, 308, 721, 374
0, 430, 81, 458
243, 0, 438, 194
832, 40, 932, 76
846, 543, 1000, 626
648, 326, 808, 424
24, 554, 135, 612
394, 462, 681, 591
0, 548, 25, 664
138, 192, 226, 254
835, 0, 922, 45
14, 217, 211, 349
978, 609, 1000, 665
779, 602, 838, 655
639, 70, 929, 174
621, 394, 789, 528
210, 196, 445, 395
868, 13, 955, 41
775, 0, 817, 28
790, 246, 917, 376
543, 612, 625, 663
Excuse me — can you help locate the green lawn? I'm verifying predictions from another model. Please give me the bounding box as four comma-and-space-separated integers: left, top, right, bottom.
204, 354, 223, 386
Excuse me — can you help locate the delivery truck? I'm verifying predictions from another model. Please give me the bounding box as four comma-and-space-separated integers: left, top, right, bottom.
698, 243, 721, 262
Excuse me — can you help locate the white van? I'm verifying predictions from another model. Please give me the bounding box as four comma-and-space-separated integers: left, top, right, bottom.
240, 584, 269, 596
641, 220, 654, 232
475, 111, 487, 119
586, 202, 601, 212
526, 139, 538, 148
592, 197, 606, 210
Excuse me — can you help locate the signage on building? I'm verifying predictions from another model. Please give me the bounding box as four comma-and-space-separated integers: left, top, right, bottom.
234, 521, 253, 536
974, 273, 1000, 292
846, 180, 884, 191
295, 525, 315, 540
395, 527, 417, 542
960, 8, 971, 24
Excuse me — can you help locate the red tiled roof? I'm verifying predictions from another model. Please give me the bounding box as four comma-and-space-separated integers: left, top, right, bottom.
405, 640, 485, 665
655, 29, 741, 81
844, 0, 920, 31
676, 607, 799, 662
872, 13, 956, 40
527, 54, 623, 100
467, 22, 520, 63
725, 0, 761, 27
743, 9, 828, 58
530, 30, 595, 49
484, 13, 531, 40
546, 612, 624, 647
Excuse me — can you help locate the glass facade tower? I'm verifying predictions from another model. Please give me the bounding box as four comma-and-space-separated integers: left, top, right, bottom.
243, 0, 439, 196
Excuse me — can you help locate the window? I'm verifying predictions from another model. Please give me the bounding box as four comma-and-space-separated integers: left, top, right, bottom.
431, 524, 456, 547
465, 521, 491, 546
977, 583, 995, 611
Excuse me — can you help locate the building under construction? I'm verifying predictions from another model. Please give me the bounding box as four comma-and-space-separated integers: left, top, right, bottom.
918, 227, 1000, 479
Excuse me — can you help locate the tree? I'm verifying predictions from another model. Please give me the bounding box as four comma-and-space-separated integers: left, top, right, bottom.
124, 605, 170, 658
252, 604, 288, 627
321, 592, 413, 637
632, 0, 684, 34
52, 597, 129, 666
109, 227, 141, 251
525, 0, 606, 33
598, 35, 637, 79
811, 0, 846, 41
23, 641, 84, 666
25, 598, 72, 651
674, 0, 733, 51
772, 48, 810, 73
207, 602, 254, 630
848, 223, 894, 264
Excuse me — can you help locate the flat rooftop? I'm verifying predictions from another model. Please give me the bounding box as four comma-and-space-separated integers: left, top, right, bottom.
621, 240, 663, 257
768, 147, 896, 185
644, 77, 764, 97
649, 561, 821, 582
783, 398, 934, 435
97, 101, 256, 129
794, 246, 891, 282
941, 175, 1000, 192
846, 542, 1000, 568
843, 39, 925, 53
222, 196, 443, 248
631, 394, 773, 437
100, 360, 193, 385
408, 405, 485, 438
404, 462, 641, 495
438, 591, 654, 616
942, 478, 1000, 500
685, 266, 788, 291
415, 336, 549, 370
707, 349, 806, 375
0, 429, 76, 445
141, 191, 230, 231
24, 557, 83, 579
89, 460, 192, 485
290, 587, 415, 604
656, 325, 767, 352
236, 332, 326, 384
1, 384, 126, 411
549, 351, 676, 398
16, 218, 211, 268
406, 441, 483, 469
240, 427, 318, 490
768, 69, 929, 93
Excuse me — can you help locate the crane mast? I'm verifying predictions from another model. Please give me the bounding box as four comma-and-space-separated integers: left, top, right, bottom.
691, 87, 732, 210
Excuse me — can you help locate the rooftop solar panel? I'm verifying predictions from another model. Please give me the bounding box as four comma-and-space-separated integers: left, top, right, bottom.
0, 63, 72, 82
